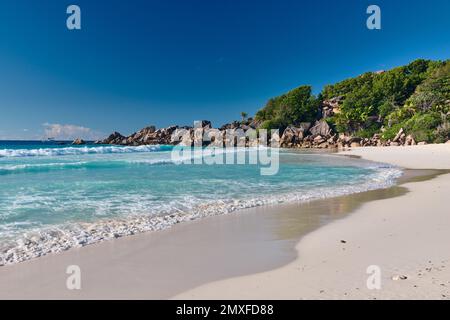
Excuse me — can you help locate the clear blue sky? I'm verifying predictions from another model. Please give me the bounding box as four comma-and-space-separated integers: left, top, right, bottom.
0, 0, 449, 139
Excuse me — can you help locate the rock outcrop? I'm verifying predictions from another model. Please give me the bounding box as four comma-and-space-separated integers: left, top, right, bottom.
97, 118, 271, 148
98, 132, 126, 145
98, 117, 444, 149
309, 120, 332, 137
280, 126, 305, 147
72, 138, 86, 145
125, 125, 178, 146
321, 96, 343, 118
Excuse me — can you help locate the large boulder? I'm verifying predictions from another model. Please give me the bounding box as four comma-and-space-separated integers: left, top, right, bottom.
171, 127, 193, 146
128, 125, 157, 144
115, 125, 181, 146
157, 125, 179, 144
298, 122, 311, 132
280, 126, 308, 147
309, 120, 332, 137
405, 134, 416, 146
99, 132, 126, 145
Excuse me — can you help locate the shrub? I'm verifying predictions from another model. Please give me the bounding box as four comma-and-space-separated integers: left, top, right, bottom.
260, 118, 286, 131
256, 86, 319, 126
403, 112, 442, 142
383, 109, 441, 142
382, 123, 405, 141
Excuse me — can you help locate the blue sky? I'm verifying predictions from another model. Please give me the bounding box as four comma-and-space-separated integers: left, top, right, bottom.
0, 0, 449, 140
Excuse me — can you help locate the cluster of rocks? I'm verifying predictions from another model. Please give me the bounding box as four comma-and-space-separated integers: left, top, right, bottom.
123, 125, 179, 146
280, 120, 339, 148
382, 128, 422, 146
97, 125, 179, 146
96, 119, 264, 147
339, 128, 429, 148
279, 123, 431, 149
276, 95, 442, 148
96, 118, 431, 150
218, 118, 261, 131
94, 94, 445, 149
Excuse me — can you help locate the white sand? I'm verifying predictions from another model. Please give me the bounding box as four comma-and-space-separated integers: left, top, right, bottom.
1, 144, 449, 299
175, 144, 450, 299
339, 144, 450, 169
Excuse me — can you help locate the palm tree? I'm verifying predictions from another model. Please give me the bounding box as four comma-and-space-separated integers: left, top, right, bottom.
240, 112, 248, 122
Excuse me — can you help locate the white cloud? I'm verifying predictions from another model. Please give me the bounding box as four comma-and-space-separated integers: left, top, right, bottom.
43, 123, 102, 140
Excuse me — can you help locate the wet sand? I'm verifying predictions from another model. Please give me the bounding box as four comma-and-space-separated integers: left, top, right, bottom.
1, 145, 448, 299
176, 145, 450, 300
0, 169, 427, 299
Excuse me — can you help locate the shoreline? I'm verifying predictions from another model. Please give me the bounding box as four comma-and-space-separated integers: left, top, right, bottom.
175, 144, 450, 299
0, 156, 418, 299
0, 150, 400, 267
0, 144, 448, 299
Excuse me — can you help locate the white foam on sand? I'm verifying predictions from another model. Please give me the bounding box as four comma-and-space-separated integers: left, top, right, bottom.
0, 163, 402, 266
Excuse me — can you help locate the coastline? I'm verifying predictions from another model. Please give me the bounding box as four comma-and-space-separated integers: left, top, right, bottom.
175, 144, 450, 299
0, 153, 412, 299
0, 0, 447, 302
0, 144, 448, 299
0, 148, 400, 267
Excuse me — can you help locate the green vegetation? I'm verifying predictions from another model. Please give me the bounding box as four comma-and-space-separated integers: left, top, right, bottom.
255, 59, 450, 143
256, 85, 319, 131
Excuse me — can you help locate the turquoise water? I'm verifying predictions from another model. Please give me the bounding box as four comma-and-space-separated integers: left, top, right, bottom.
0, 141, 401, 263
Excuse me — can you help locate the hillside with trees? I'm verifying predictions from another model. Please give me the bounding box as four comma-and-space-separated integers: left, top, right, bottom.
255, 59, 449, 144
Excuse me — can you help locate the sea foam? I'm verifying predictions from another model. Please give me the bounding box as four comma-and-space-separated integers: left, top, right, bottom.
0, 162, 402, 266
0, 145, 171, 158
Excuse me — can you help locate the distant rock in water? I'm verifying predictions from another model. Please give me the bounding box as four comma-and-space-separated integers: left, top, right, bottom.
72, 138, 86, 145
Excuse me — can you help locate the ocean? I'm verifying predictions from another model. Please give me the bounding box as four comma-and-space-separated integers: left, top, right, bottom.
0, 141, 402, 265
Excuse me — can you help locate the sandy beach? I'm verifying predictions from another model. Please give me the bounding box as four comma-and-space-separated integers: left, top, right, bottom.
0, 170, 403, 299
0, 144, 449, 299
0, 0, 448, 303
176, 144, 450, 299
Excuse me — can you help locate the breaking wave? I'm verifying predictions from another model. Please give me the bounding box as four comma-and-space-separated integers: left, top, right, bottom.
0, 145, 172, 158
0, 162, 402, 266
